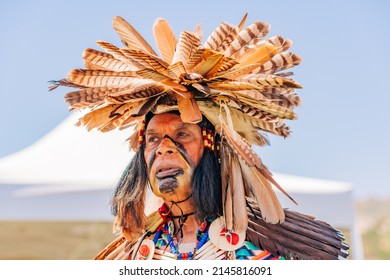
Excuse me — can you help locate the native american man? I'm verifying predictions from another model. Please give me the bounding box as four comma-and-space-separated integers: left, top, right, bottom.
50, 14, 349, 260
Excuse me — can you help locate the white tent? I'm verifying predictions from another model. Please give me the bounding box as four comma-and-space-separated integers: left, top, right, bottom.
0, 112, 363, 259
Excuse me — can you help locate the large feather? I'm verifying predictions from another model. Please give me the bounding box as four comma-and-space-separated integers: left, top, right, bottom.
96, 40, 144, 69
193, 49, 225, 77
198, 101, 269, 146
246, 198, 349, 260
225, 21, 270, 58
83, 48, 135, 71
230, 155, 248, 232
167, 61, 187, 79
240, 161, 284, 224
121, 49, 169, 76
237, 73, 302, 88
234, 90, 298, 120
112, 16, 156, 55
67, 69, 137, 88
76, 104, 125, 131
176, 94, 202, 124
204, 22, 238, 52
236, 43, 277, 67
153, 18, 177, 64
224, 148, 233, 230
253, 52, 302, 75
65, 87, 114, 108
171, 31, 201, 69
106, 83, 165, 103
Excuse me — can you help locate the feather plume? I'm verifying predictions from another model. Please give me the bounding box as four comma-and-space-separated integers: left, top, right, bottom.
236, 43, 277, 67
171, 31, 201, 69
153, 18, 177, 64
233, 90, 298, 119
176, 94, 202, 123
240, 161, 285, 223
204, 22, 238, 52
192, 49, 225, 77
83, 48, 136, 71
224, 149, 233, 230
253, 52, 302, 75
64, 87, 112, 108
67, 69, 138, 88
112, 16, 156, 55
237, 73, 302, 88
167, 61, 187, 78
246, 198, 349, 260
193, 24, 203, 40
121, 49, 169, 76
96, 40, 144, 69
220, 143, 230, 226
230, 155, 248, 232
106, 83, 165, 103
237, 13, 248, 31
225, 21, 270, 58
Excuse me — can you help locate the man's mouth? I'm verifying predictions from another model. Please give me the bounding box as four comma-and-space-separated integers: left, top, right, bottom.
155, 168, 184, 179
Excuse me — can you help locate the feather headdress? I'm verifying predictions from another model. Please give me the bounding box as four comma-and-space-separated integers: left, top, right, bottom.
51, 14, 302, 232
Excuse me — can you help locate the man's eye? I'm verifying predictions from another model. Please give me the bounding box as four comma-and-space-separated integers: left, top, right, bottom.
148, 136, 159, 142
177, 131, 188, 137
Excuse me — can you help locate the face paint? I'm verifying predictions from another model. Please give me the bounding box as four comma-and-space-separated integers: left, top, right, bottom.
147, 136, 194, 201
143, 114, 204, 203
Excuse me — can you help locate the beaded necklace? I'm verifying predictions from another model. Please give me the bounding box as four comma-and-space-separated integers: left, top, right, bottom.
153, 219, 211, 260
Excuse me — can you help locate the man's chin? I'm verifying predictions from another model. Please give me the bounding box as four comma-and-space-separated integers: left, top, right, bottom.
158, 177, 178, 194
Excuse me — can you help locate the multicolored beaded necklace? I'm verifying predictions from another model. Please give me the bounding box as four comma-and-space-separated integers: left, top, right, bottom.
153, 219, 211, 260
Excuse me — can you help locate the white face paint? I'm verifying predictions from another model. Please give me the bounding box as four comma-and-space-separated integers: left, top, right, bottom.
144, 113, 204, 203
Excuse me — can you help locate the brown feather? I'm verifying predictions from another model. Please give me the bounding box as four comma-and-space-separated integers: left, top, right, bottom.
107, 83, 165, 103
83, 48, 135, 71
67, 68, 138, 88
121, 49, 169, 76
191, 50, 227, 77
237, 43, 277, 67
171, 31, 201, 70
240, 161, 285, 224
167, 61, 187, 79
246, 199, 349, 260
230, 155, 248, 232
96, 40, 143, 69
253, 52, 302, 75
225, 21, 270, 58
237, 13, 248, 31
176, 94, 202, 123
112, 16, 156, 55
153, 18, 177, 64
237, 73, 302, 88
224, 151, 233, 230
203, 22, 238, 52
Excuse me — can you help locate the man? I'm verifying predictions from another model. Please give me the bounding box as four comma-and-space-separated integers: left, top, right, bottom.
51, 14, 349, 260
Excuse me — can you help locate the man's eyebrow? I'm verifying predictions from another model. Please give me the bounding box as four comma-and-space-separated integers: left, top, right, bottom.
176, 123, 192, 130
145, 129, 158, 134
145, 123, 193, 134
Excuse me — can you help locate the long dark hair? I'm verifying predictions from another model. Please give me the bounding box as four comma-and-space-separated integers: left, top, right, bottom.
111, 145, 148, 240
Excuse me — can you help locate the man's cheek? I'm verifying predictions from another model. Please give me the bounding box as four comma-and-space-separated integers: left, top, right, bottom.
149, 179, 163, 197
148, 169, 162, 197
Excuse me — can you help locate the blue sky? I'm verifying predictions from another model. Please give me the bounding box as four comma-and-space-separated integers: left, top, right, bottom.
1, 0, 389, 199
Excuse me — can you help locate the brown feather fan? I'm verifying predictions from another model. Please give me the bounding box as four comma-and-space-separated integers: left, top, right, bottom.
246, 197, 349, 260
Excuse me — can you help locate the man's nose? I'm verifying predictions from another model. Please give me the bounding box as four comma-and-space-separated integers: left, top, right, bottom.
156, 136, 178, 156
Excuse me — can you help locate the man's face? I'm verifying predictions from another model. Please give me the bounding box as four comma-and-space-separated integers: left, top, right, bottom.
144, 113, 204, 202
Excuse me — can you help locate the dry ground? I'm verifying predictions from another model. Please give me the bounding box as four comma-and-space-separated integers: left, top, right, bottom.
0, 221, 114, 259
0, 198, 388, 260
